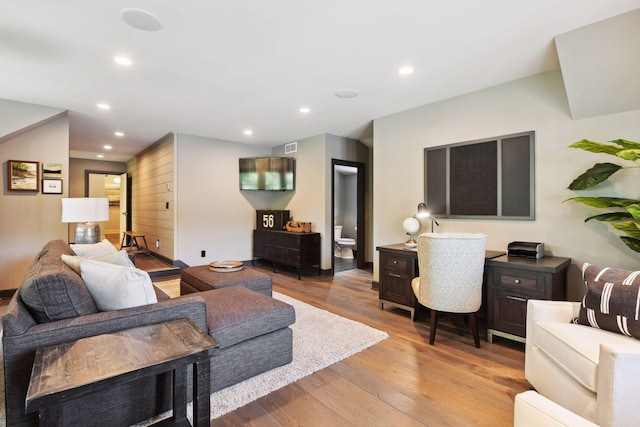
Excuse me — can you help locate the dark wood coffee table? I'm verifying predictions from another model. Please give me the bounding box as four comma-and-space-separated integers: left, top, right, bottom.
25, 318, 218, 427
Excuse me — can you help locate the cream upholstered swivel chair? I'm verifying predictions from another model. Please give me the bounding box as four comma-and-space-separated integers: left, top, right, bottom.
411, 233, 487, 347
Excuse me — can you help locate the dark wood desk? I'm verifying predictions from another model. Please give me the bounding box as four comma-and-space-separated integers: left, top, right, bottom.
26, 319, 218, 427
376, 243, 505, 320
376, 243, 570, 343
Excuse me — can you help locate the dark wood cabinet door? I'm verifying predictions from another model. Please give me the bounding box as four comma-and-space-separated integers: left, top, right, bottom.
490, 290, 529, 337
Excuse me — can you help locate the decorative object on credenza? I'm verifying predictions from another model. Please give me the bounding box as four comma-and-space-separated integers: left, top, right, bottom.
402, 217, 420, 247
42, 179, 62, 194
61, 198, 109, 244
8, 160, 39, 192
285, 221, 311, 233
566, 138, 640, 254
416, 202, 439, 233
209, 260, 244, 272
507, 241, 544, 259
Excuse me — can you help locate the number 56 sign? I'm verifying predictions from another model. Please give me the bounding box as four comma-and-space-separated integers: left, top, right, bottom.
256, 210, 290, 231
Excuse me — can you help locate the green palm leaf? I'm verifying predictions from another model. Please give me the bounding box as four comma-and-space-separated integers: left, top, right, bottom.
566, 196, 638, 208
610, 139, 640, 150
569, 140, 622, 155
612, 221, 640, 238
620, 236, 640, 253
584, 212, 633, 222
616, 149, 640, 162
567, 163, 622, 190
626, 204, 640, 221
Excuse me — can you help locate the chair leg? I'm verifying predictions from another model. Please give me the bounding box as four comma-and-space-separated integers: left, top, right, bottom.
429, 310, 438, 345
469, 312, 480, 348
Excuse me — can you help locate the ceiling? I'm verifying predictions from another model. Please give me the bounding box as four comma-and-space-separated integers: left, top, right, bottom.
2, 1, 640, 162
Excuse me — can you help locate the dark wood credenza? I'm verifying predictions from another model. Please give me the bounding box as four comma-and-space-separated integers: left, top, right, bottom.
376, 243, 570, 343
253, 229, 321, 279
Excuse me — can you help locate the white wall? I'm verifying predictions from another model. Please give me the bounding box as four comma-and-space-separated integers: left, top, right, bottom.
0, 115, 69, 290
373, 70, 640, 301
174, 133, 271, 266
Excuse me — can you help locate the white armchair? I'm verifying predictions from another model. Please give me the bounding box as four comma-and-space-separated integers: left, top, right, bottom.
525, 299, 640, 426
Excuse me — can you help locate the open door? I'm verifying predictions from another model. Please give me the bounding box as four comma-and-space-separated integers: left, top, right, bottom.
119, 172, 130, 247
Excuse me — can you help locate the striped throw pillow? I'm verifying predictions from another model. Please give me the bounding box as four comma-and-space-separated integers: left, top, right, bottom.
574, 263, 640, 339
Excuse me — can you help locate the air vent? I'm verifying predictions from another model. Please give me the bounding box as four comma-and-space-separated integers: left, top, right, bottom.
284, 142, 297, 154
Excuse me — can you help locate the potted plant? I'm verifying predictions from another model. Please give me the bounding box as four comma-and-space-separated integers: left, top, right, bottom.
567, 139, 640, 253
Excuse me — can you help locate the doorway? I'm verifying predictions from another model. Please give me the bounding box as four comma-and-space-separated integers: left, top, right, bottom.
85, 170, 131, 245
331, 159, 365, 273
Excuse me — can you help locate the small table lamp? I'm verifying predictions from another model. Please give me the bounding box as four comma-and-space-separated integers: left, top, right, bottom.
61, 198, 109, 244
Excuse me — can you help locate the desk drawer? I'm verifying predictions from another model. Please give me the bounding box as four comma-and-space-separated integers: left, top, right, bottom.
382, 255, 411, 272
492, 269, 546, 294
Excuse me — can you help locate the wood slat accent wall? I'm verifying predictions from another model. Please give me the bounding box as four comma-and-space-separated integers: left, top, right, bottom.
132, 133, 175, 260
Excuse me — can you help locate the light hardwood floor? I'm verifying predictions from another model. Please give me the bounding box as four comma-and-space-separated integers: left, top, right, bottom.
166, 265, 530, 427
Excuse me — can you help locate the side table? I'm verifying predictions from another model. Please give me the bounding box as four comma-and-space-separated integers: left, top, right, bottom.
25, 318, 218, 427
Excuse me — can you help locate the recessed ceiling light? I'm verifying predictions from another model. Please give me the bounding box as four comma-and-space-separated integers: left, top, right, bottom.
113, 56, 133, 66
96, 154, 105, 158
398, 66, 414, 76
96, 103, 111, 110
299, 107, 310, 113
121, 8, 163, 32
114, 131, 125, 137
103, 145, 112, 150
335, 89, 358, 99
243, 129, 253, 136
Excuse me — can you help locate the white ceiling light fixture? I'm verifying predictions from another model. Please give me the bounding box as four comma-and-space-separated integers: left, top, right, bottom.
243, 129, 253, 136
299, 107, 310, 113
113, 56, 133, 66
121, 8, 163, 32
103, 145, 112, 150
398, 66, 415, 76
114, 131, 124, 137
335, 89, 358, 99
96, 103, 111, 110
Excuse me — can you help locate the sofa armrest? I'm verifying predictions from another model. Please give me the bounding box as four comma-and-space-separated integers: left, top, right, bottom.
515, 390, 598, 427
597, 343, 640, 427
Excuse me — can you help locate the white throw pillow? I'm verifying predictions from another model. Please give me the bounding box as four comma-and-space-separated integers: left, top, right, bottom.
70, 239, 118, 258
62, 250, 134, 275
80, 259, 157, 311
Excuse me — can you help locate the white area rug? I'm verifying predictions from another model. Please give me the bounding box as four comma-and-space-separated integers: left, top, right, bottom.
0, 291, 388, 426
207, 291, 388, 419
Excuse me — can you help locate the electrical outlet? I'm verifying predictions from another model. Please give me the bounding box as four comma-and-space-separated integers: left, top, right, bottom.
165, 202, 169, 209
155, 240, 160, 248
201, 250, 206, 257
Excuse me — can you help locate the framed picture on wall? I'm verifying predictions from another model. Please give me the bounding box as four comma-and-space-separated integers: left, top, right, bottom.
8, 160, 40, 192
42, 162, 62, 179
42, 179, 63, 194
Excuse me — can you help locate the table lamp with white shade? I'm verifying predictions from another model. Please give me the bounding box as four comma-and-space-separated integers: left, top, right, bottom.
61, 198, 109, 244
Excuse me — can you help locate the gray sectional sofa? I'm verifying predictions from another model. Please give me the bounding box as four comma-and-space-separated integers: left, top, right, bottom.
2, 240, 295, 427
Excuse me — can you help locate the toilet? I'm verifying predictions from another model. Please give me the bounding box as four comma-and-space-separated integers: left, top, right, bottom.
334, 225, 356, 259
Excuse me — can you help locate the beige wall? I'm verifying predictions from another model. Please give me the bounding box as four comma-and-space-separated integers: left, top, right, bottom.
0, 115, 69, 290
373, 69, 640, 301
175, 133, 271, 265
270, 134, 371, 269
173, 132, 370, 270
